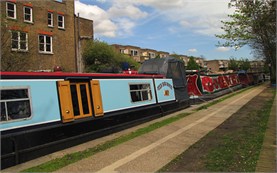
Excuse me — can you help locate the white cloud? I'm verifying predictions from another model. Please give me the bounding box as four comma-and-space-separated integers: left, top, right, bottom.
75, 0, 149, 38
139, 0, 234, 36
114, 18, 136, 36
75, 1, 117, 37
188, 48, 197, 53
166, 1, 234, 36
132, 0, 188, 10
96, 0, 106, 3
75, 0, 235, 38
216, 46, 231, 52
103, 0, 233, 36
94, 20, 117, 37
108, 5, 148, 20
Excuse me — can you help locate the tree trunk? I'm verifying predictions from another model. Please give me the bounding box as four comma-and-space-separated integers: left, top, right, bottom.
269, 54, 276, 84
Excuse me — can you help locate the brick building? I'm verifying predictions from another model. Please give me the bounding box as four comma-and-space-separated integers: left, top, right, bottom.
158, 51, 170, 58
112, 44, 142, 62
195, 57, 205, 68
205, 60, 229, 73
112, 44, 169, 63
75, 15, 94, 72
249, 60, 265, 72
141, 48, 158, 61
1, 0, 93, 72
177, 55, 205, 68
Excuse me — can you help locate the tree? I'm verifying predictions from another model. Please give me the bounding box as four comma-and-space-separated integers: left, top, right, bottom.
186, 57, 199, 70
239, 58, 251, 71
229, 57, 250, 71
83, 40, 140, 73
1, 16, 33, 71
83, 40, 117, 72
216, 0, 276, 84
115, 51, 140, 70
228, 57, 240, 71
155, 54, 161, 59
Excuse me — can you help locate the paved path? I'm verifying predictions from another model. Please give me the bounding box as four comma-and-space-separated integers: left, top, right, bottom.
256, 92, 276, 172
54, 84, 267, 172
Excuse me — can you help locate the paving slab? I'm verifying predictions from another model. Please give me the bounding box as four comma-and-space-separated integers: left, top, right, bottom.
55, 84, 267, 172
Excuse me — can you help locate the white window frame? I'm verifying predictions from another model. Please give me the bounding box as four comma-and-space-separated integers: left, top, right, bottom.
11, 31, 28, 51
0, 87, 32, 123
130, 49, 138, 56
129, 83, 152, 103
48, 12, 53, 27
57, 14, 65, 29
6, 2, 16, 19
24, 6, 33, 23
120, 49, 125, 54
38, 35, 53, 54
149, 52, 155, 58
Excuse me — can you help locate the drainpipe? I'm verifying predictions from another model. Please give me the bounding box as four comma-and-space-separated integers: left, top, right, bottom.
75, 13, 81, 73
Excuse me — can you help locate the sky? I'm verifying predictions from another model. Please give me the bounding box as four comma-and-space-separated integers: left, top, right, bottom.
75, 0, 254, 60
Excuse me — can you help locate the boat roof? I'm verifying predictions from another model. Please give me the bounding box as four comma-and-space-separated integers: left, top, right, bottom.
0, 71, 164, 79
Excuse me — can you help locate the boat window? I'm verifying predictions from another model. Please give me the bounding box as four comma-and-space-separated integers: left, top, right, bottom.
70, 83, 92, 118
129, 84, 152, 102
0, 88, 31, 122
80, 84, 89, 114
70, 84, 80, 116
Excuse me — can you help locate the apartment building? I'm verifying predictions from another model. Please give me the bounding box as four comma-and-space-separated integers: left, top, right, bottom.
177, 55, 205, 69
205, 60, 229, 73
112, 44, 127, 54
204, 59, 267, 73
195, 57, 205, 68
177, 55, 188, 66
141, 48, 158, 60
249, 61, 265, 72
158, 51, 170, 58
112, 44, 169, 63
1, 0, 93, 72
112, 44, 142, 62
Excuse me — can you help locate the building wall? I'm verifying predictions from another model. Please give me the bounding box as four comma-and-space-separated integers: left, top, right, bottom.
112, 44, 169, 63
250, 61, 265, 72
116, 45, 142, 62
158, 51, 170, 58
112, 44, 125, 53
205, 60, 220, 73
205, 60, 229, 73
141, 48, 158, 61
195, 58, 205, 68
1, 0, 77, 72
179, 56, 189, 66
75, 16, 94, 72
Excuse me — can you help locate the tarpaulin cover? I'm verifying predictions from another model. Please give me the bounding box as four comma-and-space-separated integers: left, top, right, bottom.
139, 57, 189, 102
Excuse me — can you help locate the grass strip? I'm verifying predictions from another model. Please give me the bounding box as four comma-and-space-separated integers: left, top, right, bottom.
22, 85, 255, 172
21, 112, 191, 172
204, 89, 276, 172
